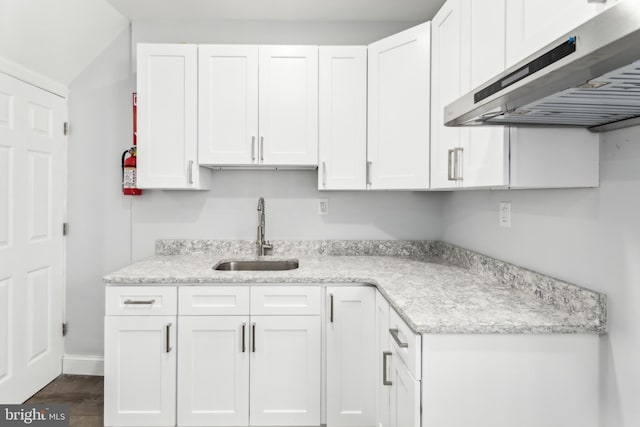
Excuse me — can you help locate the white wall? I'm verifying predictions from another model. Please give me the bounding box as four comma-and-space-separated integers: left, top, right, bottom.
65, 21, 443, 356
66, 29, 133, 356
440, 128, 640, 427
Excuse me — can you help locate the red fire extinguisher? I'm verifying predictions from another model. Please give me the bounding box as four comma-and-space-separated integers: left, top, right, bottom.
122, 93, 142, 195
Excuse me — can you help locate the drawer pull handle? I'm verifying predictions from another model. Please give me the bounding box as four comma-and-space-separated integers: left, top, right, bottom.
383, 351, 392, 386
242, 322, 246, 353
389, 328, 409, 348
124, 299, 155, 305
166, 323, 172, 353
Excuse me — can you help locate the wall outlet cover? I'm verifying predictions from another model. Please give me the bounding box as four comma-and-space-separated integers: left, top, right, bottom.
499, 202, 511, 228
318, 199, 329, 216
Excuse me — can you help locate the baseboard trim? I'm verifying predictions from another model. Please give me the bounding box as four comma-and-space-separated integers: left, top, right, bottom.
62, 355, 104, 376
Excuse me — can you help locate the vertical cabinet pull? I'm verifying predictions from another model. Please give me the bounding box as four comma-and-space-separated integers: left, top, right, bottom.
251, 136, 256, 162
260, 137, 264, 163
322, 161, 327, 187
242, 322, 246, 353
330, 294, 334, 322
366, 161, 372, 186
166, 323, 172, 353
447, 149, 455, 181
383, 351, 392, 386
455, 147, 464, 181
188, 160, 194, 184
252, 323, 256, 352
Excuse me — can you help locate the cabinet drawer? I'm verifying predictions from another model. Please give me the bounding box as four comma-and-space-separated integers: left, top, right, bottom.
251, 286, 321, 315
105, 286, 177, 316
179, 286, 250, 315
389, 308, 421, 379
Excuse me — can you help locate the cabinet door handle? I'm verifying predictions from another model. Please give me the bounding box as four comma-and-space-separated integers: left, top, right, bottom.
389, 328, 409, 348
383, 351, 392, 386
447, 149, 455, 181
166, 323, 172, 353
330, 293, 334, 322
322, 161, 327, 187
455, 147, 464, 181
252, 322, 256, 352
366, 161, 372, 186
123, 299, 155, 305
251, 136, 256, 162
260, 136, 264, 162
242, 322, 246, 353
188, 160, 194, 184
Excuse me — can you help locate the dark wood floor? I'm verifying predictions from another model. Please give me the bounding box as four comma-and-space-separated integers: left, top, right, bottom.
25, 374, 104, 427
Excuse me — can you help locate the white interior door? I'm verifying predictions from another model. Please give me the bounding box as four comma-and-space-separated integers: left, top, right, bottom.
0, 72, 66, 403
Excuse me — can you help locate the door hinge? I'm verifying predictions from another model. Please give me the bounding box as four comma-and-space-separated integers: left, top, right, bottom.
63, 122, 69, 136
62, 223, 68, 236
62, 323, 68, 337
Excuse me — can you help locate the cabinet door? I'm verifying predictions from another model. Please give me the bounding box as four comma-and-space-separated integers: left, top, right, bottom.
199, 45, 259, 166
250, 315, 321, 426
326, 287, 375, 427
430, 0, 463, 190
137, 44, 203, 189
375, 292, 391, 427
459, 0, 510, 188
177, 316, 250, 426
318, 46, 367, 190
104, 316, 176, 427
389, 356, 420, 427
505, 0, 603, 68
368, 22, 430, 190
259, 46, 318, 166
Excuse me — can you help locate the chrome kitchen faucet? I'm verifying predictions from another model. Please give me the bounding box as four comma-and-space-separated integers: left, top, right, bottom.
256, 197, 273, 256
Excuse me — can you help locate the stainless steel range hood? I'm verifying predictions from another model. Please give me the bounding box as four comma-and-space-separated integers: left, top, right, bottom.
445, 0, 640, 133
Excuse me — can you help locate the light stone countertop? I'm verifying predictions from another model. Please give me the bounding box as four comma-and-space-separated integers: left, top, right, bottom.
103, 240, 606, 335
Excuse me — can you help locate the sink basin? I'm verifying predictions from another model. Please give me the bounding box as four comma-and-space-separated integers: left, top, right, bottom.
213, 259, 299, 271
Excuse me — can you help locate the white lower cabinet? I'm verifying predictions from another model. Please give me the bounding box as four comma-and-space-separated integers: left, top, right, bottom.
250, 316, 321, 426
326, 287, 375, 427
104, 315, 177, 427
389, 354, 421, 427
177, 316, 250, 426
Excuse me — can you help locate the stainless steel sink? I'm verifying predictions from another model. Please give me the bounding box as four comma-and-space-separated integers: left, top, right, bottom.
213, 259, 299, 271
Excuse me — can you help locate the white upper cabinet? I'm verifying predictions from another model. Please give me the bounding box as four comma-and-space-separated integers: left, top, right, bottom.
198, 45, 259, 166
137, 44, 208, 189
430, 0, 599, 190
368, 22, 431, 190
318, 46, 367, 190
430, 0, 463, 190
459, 0, 510, 188
259, 46, 318, 166
505, 0, 610, 68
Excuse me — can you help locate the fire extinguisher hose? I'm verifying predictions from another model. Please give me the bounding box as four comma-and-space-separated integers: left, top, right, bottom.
121, 149, 130, 190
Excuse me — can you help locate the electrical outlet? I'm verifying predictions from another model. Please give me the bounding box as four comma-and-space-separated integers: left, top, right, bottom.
499, 202, 511, 228
318, 199, 329, 216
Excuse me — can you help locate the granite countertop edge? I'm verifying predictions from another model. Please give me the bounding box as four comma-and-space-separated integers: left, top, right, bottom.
103, 240, 607, 336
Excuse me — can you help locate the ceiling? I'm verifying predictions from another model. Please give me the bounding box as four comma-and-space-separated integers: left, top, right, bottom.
106, 0, 446, 22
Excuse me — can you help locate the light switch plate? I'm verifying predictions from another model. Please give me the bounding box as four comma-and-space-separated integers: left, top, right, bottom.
499, 202, 511, 228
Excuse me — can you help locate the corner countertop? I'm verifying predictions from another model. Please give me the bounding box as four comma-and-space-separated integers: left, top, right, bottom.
103, 240, 606, 335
